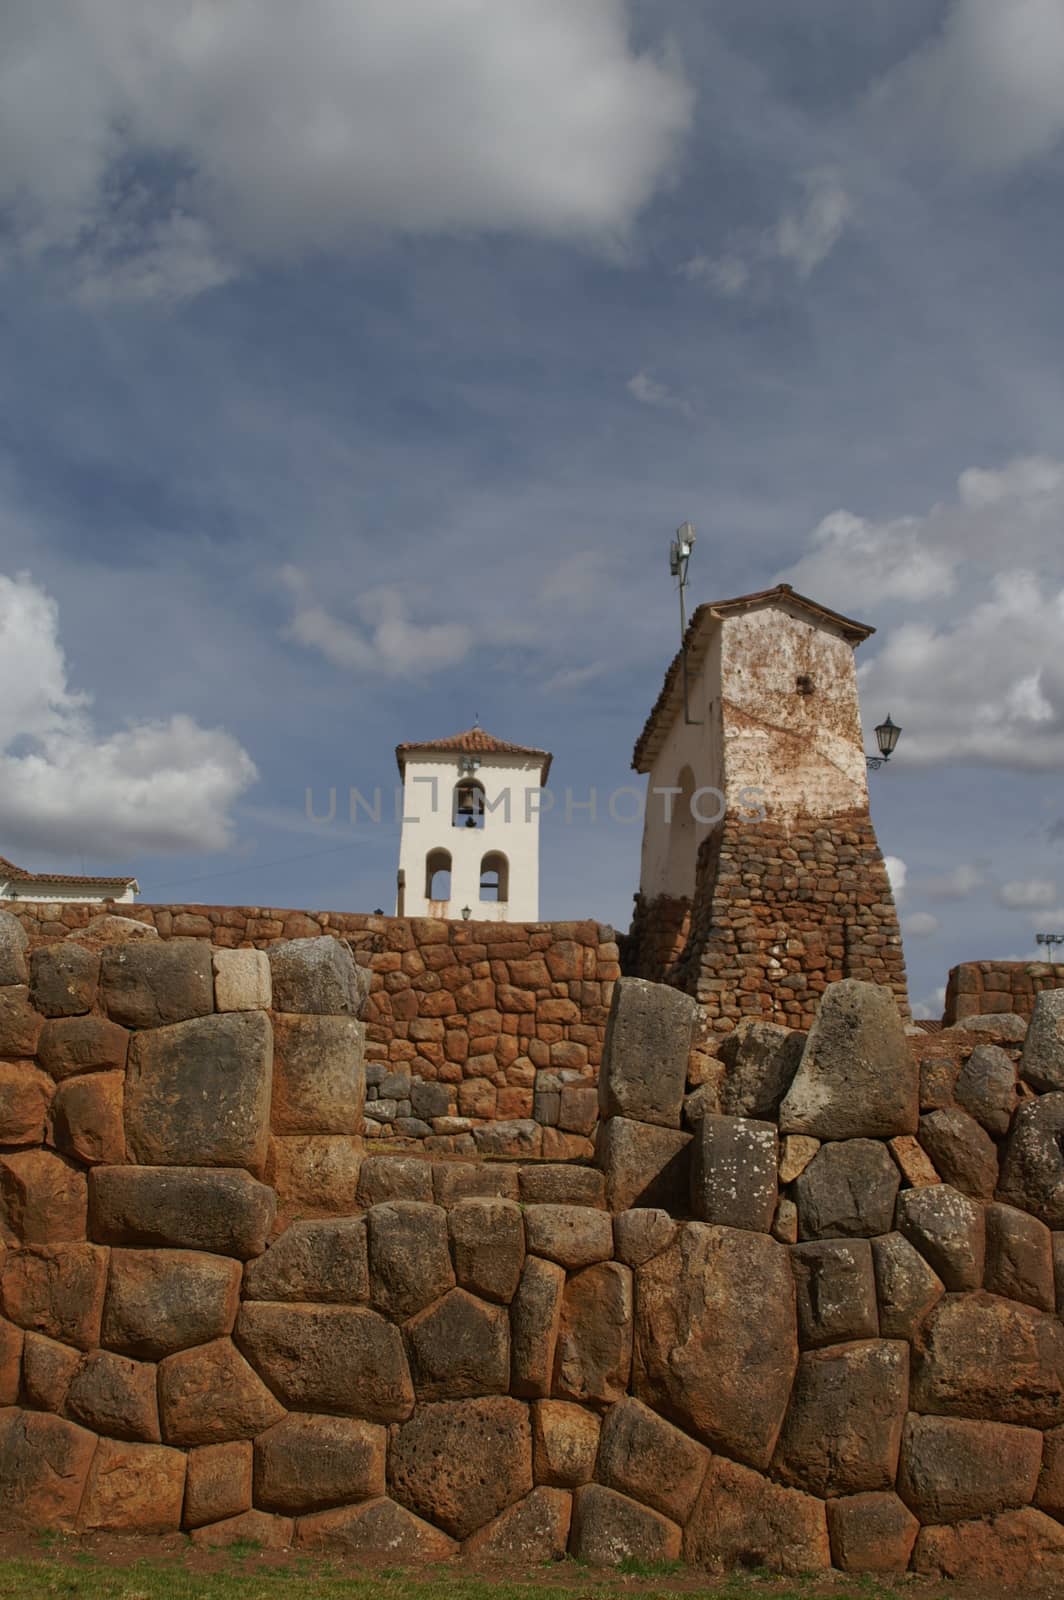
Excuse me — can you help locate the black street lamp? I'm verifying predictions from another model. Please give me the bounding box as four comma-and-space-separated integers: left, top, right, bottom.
867, 714, 902, 771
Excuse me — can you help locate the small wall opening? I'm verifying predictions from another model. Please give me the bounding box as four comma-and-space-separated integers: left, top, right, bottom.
479, 851, 509, 903
454, 779, 485, 829
425, 848, 452, 902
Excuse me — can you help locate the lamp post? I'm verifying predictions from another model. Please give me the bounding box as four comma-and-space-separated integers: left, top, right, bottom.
1036, 933, 1064, 963
867, 714, 902, 771
669, 522, 701, 726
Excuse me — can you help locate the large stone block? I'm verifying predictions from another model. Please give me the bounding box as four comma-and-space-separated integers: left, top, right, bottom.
1000, 1093, 1064, 1228
1038, 1423, 1064, 1519
918, 1108, 999, 1200
523, 1204, 613, 1270
0, 1062, 53, 1146
571, 1483, 681, 1567
691, 1114, 778, 1231
268, 936, 368, 1016
511, 1254, 565, 1398
124, 1011, 272, 1172
51, 1071, 125, 1166
235, 1302, 413, 1420
896, 1185, 985, 1292
270, 1013, 364, 1135
367, 1201, 454, 1321
37, 1014, 129, 1080
596, 1397, 709, 1524
0, 1243, 108, 1348
192, 1508, 294, 1549
780, 979, 918, 1139
66, 1348, 160, 1442
255, 1413, 386, 1513
872, 1231, 944, 1340
158, 1336, 286, 1444
774, 1339, 909, 1497
531, 1400, 599, 1488
29, 943, 99, 1018
1022, 989, 1064, 1093
718, 1020, 804, 1119
596, 1116, 691, 1212
243, 1218, 368, 1304
0, 1149, 86, 1244
612, 1207, 677, 1267
449, 1199, 524, 1303
519, 1164, 605, 1208
99, 938, 213, 1028
0, 1409, 98, 1531
598, 977, 695, 1128
389, 1396, 532, 1540
0, 987, 42, 1057
633, 1222, 797, 1469
432, 1161, 519, 1206
213, 948, 271, 1012
912, 1291, 1064, 1426
358, 1154, 434, 1206
794, 1139, 900, 1240
90, 1164, 274, 1258
266, 1134, 361, 1224
956, 1044, 1018, 1136
295, 1497, 456, 1559
899, 1413, 1042, 1524
79, 1437, 186, 1534
554, 1261, 632, 1407
0, 1318, 23, 1405
464, 1486, 572, 1562
827, 1492, 919, 1574
406, 1287, 510, 1400
683, 1456, 830, 1575
102, 1248, 242, 1358
22, 1331, 79, 1411
0, 910, 28, 986
985, 1201, 1055, 1312
184, 1440, 253, 1529
790, 1239, 878, 1349
914, 1507, 1064, 1583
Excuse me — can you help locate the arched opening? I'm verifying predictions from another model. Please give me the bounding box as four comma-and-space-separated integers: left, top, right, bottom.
425, 848, 452, 902
663, 765, 697, 898
479, 851, 509, 903
453, 778, 486, 829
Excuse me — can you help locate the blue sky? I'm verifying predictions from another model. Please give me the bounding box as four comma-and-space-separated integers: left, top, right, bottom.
2, 0, 1064, 1015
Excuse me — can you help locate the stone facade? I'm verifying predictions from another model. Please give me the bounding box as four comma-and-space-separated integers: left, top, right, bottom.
0, 902, 617, 1159
5, 913, 1064, 1583
945, 961, 1064, 1025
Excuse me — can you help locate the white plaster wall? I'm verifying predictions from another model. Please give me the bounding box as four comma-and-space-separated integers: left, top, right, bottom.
719, 603, 869, 815
396, 754, 543, 920
638, 625, 724, 901
0, 881, 137, 904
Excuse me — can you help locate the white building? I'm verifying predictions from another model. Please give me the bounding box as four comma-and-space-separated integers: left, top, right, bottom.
395, 728, 552, 921
0, 855, 139, 905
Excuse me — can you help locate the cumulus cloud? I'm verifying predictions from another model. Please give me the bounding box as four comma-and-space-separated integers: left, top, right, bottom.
922, 864, 986, 901
0, 572, 256, 856
0, 0, 691, 299
884, 855, 907, 900
866, 0, 1064, 174
626, 373, 694, 420
912, 985, 947, 1021
280, 567, 472, 677
684, 168, 852, 297
997, 878, 1058, 910
903, 911, 940, 938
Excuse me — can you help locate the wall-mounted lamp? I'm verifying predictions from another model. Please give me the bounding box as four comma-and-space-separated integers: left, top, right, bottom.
459, 755, 482, 775
461, 905, 471, 921
866, 714, 902, 771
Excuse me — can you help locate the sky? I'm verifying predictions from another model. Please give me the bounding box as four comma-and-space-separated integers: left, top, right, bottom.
2, 0, 1064, 1017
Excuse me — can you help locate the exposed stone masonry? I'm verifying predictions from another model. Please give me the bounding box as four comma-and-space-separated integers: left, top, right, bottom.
946, 961, 1064, 1025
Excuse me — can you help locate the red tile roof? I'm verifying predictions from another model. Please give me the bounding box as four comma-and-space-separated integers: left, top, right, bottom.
632, 583, 875, 773
0, 855, 138, 890
396, 728, 552, 782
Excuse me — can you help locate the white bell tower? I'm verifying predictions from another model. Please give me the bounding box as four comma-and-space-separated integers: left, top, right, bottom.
395, 727, 552, 921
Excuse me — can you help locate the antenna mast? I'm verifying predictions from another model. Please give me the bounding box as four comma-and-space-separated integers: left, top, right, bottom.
669, 521, 701, 726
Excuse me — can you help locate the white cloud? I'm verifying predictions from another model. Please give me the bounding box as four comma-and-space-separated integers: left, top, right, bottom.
681, 253, 749, 297
0, 0, 692, 299
912, 985, 947, 1021
0, 572, 256, 856
684, 168, 852, 297
903, 911, 940, 938
884, 855, 907, 900
540, 661, 611, 696
922, 863, 985, 901
779, 455, 1064, 771
866, 0, 1064, 174
997, 878, 1058, 910
626, 373, 694, 420
281, 567, 472, 677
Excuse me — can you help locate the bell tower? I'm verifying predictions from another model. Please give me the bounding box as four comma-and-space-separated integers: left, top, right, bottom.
395, 727, 552, 921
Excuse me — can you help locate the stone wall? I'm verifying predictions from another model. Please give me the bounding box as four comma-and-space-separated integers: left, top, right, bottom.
624, 809, 910, 1038
5, 910, 1064, 1581
0, 902, 618, 1160
945, 960, 1064, 1025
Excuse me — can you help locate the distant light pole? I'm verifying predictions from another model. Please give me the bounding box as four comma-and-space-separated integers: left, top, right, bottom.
669, 522, 701, 726
866, 714, 902, 771
1036, 932, 1064, 962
